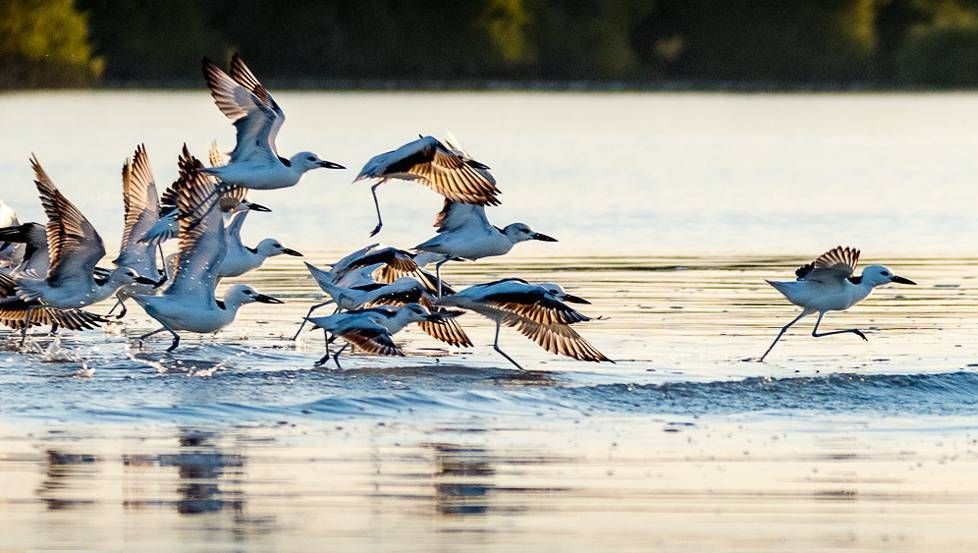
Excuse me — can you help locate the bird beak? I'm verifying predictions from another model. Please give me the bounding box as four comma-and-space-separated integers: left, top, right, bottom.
282, 248, 303, 257
468, 159, 491, 170
247, 202, 272, 212
255, 294, 284, 304
890, 275, 916, 285
135, 276, 158, 285
318, 160, 345, 170
562, 294, 591, 304
533, 232, 558, 242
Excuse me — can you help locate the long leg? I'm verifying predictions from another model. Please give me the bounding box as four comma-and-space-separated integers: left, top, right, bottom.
434, 258, 450, 298
332, 343, 349, 370
315, 329, 332, 366
137, 327, 169, 348
811, 312, 868, 341
291, 299, 335, 341
20, 306, 36, 348
157, 244, 169, 282
492, 319, 524, 371
137, 326, 179, 351
369, 182, 384, 237
107, 291, 127, 319
758, 310, 810, 362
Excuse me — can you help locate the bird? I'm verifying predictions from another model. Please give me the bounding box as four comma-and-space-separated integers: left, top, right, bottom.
304, 303, 460, 368
296, 263, 472, 347
355, 134, 501, 236
216, 201, 301, 278
758, 246, 917, 362
0, 222, 49, 277
437, 278, 611, 370
109, 145, 167, 318
132, 147, 283, 352
14, 156, 158, 315
0, 200, 22, 269
415, 199, 557, 296
0, 271, 105, 336
194, 53, 343, 217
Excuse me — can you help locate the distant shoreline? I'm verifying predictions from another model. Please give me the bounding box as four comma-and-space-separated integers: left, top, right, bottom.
4, 79, 977, 93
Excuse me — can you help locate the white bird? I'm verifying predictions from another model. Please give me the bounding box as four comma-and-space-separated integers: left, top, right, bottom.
132, 148, 283, 352
415, 199, 557, 296
355, 134, 501, 236
15, 156, 157, 313
305, 303, 460, 368
0, 222, 49, 277
437, 278, 611, 370
198, 53, 343, 205
759, 246, 917, 362
109, 145, 168, 318
216, 202, 301, 278
0, 200, 22, 269
0, 271, 104, 335
296, 264, 472, 347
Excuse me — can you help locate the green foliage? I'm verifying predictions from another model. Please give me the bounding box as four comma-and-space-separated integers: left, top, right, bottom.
0, 0, 102, 87
896, 25, 978, 85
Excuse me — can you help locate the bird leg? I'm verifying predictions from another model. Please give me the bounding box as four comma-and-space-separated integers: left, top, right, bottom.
758, 310, 810, 362
314, 329, 334, 367
165, 328, 181, 352
291, 299, 334, 341
369, 182, 384, 237
811, 312, 868, 341
332, 343, 349, 370
492, 319, 524, 371
19, 307, 36, 348
157, 244, 169, 283
107, 292, 128, 319
435, 258, 449, 298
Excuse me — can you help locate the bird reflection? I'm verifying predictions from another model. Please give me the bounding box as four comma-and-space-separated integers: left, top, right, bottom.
428, 443, 495, 516
159, 429, 245, 515
37, 449, 99, 510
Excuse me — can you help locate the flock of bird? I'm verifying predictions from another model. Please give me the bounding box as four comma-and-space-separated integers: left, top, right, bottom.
0, 54, 921, 368
0, 53, 613, 371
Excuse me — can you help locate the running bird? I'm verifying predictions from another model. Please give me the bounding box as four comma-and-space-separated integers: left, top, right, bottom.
132, 148, 283, 352
437, 278, 611, 370
355, 135, 501, 236
415, 200, 557, 296
0, 272, 104, 335
15, 156, 157, 311
758, 246, 917, 362
305, 303, 460, 368
199, 53, 343, 199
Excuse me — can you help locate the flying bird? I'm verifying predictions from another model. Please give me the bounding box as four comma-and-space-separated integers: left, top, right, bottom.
758, 246, 917, 362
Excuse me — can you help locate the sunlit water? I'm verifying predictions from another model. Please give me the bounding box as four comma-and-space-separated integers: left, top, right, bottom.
2, 92, 978, 551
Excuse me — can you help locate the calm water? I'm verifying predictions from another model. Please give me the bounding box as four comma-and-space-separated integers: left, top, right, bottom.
2, 92, 978, 552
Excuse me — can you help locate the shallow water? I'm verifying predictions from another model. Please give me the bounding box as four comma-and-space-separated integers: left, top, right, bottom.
2, 92, 978, 551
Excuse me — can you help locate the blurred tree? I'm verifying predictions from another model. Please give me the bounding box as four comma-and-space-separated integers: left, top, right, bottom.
0, 0, 102, 87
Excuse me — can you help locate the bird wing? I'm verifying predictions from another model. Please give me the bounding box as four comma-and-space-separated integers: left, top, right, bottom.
115, 144, 160, 276
432, 198, 493, 234
202, 54, 283, 164
407, 140, 501, 205
0, 272, 104, 330
375, 263, 455, 296
795, 246, 860, 283
502, 313, 610, 362
343, 247, 419, 276
165, 147, 226, 304
338, 324, 404, 356
481, 286, 591, 326
30, 156, 106, 284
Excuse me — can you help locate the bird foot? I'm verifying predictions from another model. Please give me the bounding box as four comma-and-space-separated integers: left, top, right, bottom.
368, 224, 382, 237
854, 329, 868, 341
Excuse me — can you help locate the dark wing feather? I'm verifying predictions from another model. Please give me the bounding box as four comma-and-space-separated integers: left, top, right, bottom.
340, 327, 404, 356
796, 246, 860, 282
482, 289, 591, 326
502, 313, 610, 362
407, 144, 501, 205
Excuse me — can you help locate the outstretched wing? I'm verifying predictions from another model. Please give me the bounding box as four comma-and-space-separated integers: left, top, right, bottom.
0, 272, 104, 330
339, 325, 404, 356
502, 313, 610, 363
482, 287, 591, 326
795, 246, 860, 283
164, 146, 226, 304
115, 144, 160, 277
30, 156, 105, 284
202, 53, 284, 164
432, 199, 493, 234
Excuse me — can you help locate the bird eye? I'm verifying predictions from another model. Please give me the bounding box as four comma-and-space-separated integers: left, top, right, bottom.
307, 156, 315, 161
881, 271, 890, 276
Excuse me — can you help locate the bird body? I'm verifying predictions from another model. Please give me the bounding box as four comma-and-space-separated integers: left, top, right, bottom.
759, 246, 917, 362
217, 207, 301, 278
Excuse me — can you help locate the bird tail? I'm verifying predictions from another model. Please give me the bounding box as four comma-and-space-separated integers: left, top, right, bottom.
765, 280, 796, 299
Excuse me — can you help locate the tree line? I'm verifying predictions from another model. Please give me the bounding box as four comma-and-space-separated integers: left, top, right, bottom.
4, 0, 978, 88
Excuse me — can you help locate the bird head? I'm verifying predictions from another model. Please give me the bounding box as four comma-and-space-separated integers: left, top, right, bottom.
257, 238, 302, 258
291, 151, 345, 173
503, 223, 557, 244
861, 265, 916, 287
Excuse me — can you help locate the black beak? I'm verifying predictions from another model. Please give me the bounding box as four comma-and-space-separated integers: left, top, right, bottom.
891, 275, 916, 285
255, 294, 284, 304
319, 160, 345, 170
562, 294, 591, 304
135, 276, 158, 285
467, 159, 491, 170
281, 248, 303, 257
247, 202, 272, 212
533, 232, 558, 242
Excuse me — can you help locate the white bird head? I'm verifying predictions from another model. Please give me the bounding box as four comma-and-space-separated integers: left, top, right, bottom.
502, 223, 558, 244
290, 151, 345, 174
859, 265, 917, 287
256, 238, 302, 258
225, 284, 284, 306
